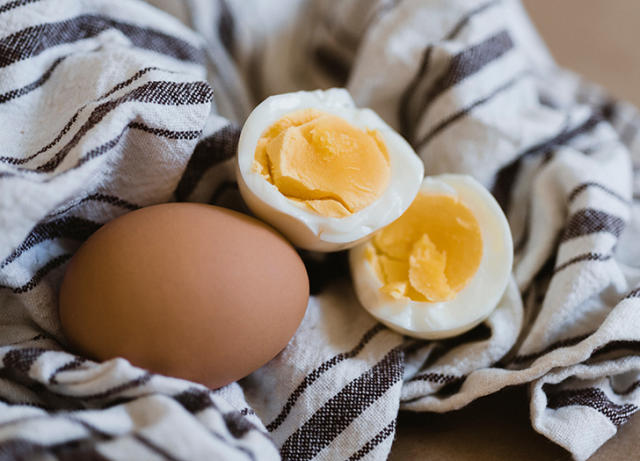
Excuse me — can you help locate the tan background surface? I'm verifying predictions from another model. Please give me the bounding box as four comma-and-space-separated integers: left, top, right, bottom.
391, 1, 640, 459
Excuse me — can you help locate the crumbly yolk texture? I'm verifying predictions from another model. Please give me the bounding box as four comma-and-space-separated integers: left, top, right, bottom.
366, 193, 483, 302
253, 109, 390, 218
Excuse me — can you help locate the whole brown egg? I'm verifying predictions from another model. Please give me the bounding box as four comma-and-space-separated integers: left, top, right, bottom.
58, 203, 309, 389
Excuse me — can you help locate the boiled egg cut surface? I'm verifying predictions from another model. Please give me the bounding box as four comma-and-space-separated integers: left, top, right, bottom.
350, 174, 513, 339
236, 88, 424, 251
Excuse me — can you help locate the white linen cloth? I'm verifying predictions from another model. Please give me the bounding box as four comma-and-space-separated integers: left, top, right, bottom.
0, 0, 639, 460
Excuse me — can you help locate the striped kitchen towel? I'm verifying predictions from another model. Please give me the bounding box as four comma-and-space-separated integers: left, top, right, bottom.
1, 0, 639, 460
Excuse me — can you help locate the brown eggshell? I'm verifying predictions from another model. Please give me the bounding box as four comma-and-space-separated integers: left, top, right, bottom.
58, 203, 309, 389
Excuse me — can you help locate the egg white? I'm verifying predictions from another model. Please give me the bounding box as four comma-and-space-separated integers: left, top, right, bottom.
349, 174, 513, 339
236, 88, 424, 252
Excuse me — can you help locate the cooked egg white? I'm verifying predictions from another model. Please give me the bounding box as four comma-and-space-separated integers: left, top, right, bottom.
236, 88, 424, 252
349, 174, 513, 339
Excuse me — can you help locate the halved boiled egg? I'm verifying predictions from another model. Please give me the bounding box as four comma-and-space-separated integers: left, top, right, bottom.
349, 174, 513, 339
236, 88, 424, 251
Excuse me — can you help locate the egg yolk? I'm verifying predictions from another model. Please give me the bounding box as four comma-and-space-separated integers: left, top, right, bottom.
366, 193, 483, 302
253, 109, 390, 218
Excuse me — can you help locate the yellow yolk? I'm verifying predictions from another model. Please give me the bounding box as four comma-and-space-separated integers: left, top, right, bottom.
367, 193, 483, 302
253, 109, 390, 218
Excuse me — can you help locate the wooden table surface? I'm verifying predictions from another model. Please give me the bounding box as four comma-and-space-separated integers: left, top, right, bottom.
391, 1, 640, 459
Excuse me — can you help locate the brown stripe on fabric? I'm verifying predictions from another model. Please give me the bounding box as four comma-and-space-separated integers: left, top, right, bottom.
0, 368, 80, 409
514, 233, 528, 254
413, 29, 514, 125
8, 117, 202, 183
98, 67, 162, 100
0, 111, 79, 165
491, 112, 601, 218
0, 253, 71, 294
0, 371, 82, 410
0, 14, 204, 69
49, 357, 87, 384
3, 417, 112, 460
0, 438, 111, 461
599, 100, 618, 121
436, 375, 467, 397
0, 439, 43, 460
400, 375, 468, 404
0, 395, 52, 411
1, 216, 101, 268
223, 412, 255, 439
133, 434, 182, 461
2, 348, 47, 373
34, 81, 211, 172
511, 332, 594, 364
398, 46, 434, 141
553, 252, 611, 275
592, 340, 640, 358
217, 0, 235, 56
0, 394, 51, 410
407, 372, 462, 384
70, 120, 205, 174
561, 208, 625, 242
403, 322, 491, 368
172, 392, 266, 460
0, 56, 66, 104
0, 413, 110, 435
71, 194, 139, 210
313, 45, 350, 85
402, 340, 432, 357
0, 395, 259, 461
247, 49, 264, 104
0, 0, 42, 14
13, 371, 154, 405
492, 151, 523, 212
279, 347, 403, 461
1, 65, 173, 165
173, 387, 217, 413
174, 124, 240, 201
65, 415, 112, 439
129, 122, 201, 140
58, 125, 129, 172
436, 28, 514, 91
76, 372, 153, 401
5, 369, 154, 407
6, 333, 49, 346
416, 70, 529, 149
397, 0, 501, 141
1, 80, 212, 169
546, 387, 637, 426
447, 0, 501, 38
266, 323, 385, 432
47, 193, 139, 218
239, 407, 255, 416
567, 182, 631, 206
625, 287, 640, 299
347, 419, 396, 461
55, 445, 112, 461
520, 113, 603, 158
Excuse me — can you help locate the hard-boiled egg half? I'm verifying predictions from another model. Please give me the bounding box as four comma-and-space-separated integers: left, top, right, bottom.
350, 174, 513, 339
236, 88, 424, 251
